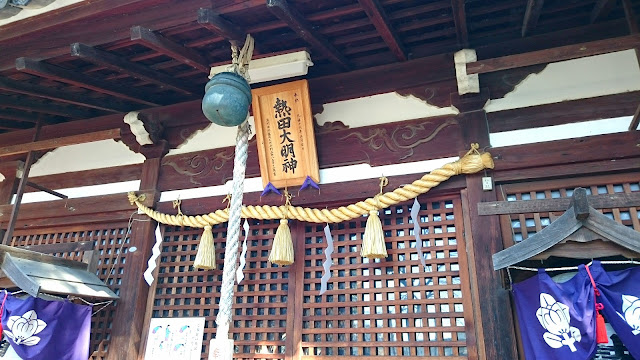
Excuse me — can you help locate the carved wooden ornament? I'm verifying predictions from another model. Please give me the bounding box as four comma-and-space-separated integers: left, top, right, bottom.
251, 80, 319, 188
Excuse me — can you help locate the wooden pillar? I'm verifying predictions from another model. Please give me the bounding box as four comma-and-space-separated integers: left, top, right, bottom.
106, 142, 168, 360
453, 92, 518, 360
0, 161, 20, 241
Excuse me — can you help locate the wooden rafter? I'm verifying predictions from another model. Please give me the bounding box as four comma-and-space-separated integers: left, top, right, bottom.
0, 121, 31, 130
0, 109, 40, 124
451, 0, 469, 47
467, 33, 640, 74
0, 128, 121, 157
267, 0, 351, 70
0, 95, 95, 119
0, 76, 131, 113
130, 26, 210, 73
590, 0, 617, 23
358, 0, 407, 61
15, 57, 163, 107
629, 104, 640, 131
70, 43, 199, 95
521, 0, 544, 37
622, 0, 639, 34
197, 8, 246, 45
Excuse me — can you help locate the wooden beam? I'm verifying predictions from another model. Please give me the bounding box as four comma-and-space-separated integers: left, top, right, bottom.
0, 128, 121, 157
130, 26, 210, 73
266, 0, 351, 70
630, 104, 640, 131
0, 190, 155, 224
197, 8, 246, 45
0, 76, 132, 113
521, 0, 544, 37
492, 131, 640, 172
0, 0, 210, 72
622, 0, 639, 34
467, 34, 640, 74
0, 109, 40, 124
479, 192, 640, 215
70, 43, 199, 95
358, 0, 407, 61
450, 0, 469, 47
0, 121, 32, 131
0, 95, 96, 119
591, 0, 617, 23
488, 91, 640, 132
15, 57, 164, 107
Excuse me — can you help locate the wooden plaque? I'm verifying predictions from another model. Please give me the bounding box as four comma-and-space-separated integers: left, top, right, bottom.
251, 79, 320, 188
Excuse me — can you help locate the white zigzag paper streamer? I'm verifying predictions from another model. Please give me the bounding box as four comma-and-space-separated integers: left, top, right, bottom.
236, 219, 250, 284
411, 198, 427, 269
144, 225, 163, 286
320, 224, 335, 295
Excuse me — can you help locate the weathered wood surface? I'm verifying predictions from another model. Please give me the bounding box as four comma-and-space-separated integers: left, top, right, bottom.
130, 26, 210, 73
493, 188, 640, 269
479, 192, 640, 215
0, 129, 121, 157
267, 0, 351, 70
468, 34, 640, 74
159, 115, 462, 191
0, 191, 155, 224
488, 91, 640, 132
2, 253, 41, 296
358, 0, 407, 60
1, 252, 118, 299
491, 131, 640, 171
23, 164, 141, 194
493, 207, 582, 269
22, 241, 94, 254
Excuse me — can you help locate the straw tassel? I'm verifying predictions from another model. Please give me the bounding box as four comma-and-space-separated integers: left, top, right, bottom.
269, 219, 294, 265
361, 177, 389, 260
361, 209, 387, 259
269, 190, 294, 266
193, 225, 216, 270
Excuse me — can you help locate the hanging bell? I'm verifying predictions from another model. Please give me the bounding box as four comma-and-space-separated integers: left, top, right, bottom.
202, 72, 252, 127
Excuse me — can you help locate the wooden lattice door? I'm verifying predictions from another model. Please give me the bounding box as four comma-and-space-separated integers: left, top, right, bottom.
151, 194, 476, 360
10, 222, 129, 360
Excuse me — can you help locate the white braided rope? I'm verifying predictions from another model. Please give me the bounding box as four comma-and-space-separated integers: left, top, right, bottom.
216, 120, 250, 339
215, 34, 254, 341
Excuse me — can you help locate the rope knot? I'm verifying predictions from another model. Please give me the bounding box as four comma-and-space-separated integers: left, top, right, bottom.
127, 192, 145, 205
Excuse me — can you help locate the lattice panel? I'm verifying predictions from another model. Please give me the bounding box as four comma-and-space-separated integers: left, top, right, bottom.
498, 174, 640, 246
11, 222, 128, 360
152, 219, 289, 360
300, 196, 473, 359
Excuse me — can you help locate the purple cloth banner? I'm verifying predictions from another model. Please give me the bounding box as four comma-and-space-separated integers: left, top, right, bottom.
588, 261, 640, 359
512, 265, 597, 360
1, 294, 91, 360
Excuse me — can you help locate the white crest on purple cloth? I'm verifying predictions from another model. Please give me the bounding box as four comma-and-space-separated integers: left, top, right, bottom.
536, 293, 581, 352
618, 294, 640, 335
4, 310, 47, 346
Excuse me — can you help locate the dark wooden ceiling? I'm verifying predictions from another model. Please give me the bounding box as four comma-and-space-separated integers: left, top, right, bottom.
0, 0, 638, 134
